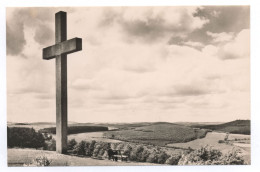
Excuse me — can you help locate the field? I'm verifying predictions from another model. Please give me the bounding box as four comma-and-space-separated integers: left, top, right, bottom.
104, 123, 208, 146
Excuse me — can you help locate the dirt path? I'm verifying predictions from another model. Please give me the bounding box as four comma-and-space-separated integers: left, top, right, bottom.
8, 148, 158, 166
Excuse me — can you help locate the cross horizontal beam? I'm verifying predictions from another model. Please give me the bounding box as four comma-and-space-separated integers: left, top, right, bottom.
43, 37, 82, 60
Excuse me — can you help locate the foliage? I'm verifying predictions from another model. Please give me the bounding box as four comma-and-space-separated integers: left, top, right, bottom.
218, 140, 225, 144
122, 144, 132, 157
72, 140, 88, 155
177, 146, 245, 165
129, 145, 144, 161
68, 139, 77, 150
140, 149, 150, 162
7, 127, 45, 149
24, 154, 52, 166
217, 149, 245, 165
157, 152, 170, 164
39, 126, 108, 134
165, 154, 182, 165
43, 138, 56, 151
146, 152, 158, 163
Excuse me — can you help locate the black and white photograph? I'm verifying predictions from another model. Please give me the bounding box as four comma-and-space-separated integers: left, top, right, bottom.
1, 2, 257, 170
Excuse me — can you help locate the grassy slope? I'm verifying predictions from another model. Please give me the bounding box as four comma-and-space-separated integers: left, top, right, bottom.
8, 148, 157, 166
192, 120, 250, 135
104, 123, 208, 146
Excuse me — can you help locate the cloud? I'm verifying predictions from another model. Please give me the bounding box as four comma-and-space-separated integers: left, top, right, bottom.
6, 21, 26, 55
34, 24, 54, 45
173, 85, 211, 96
188, 6, 249, 45
218, 29, 250, 60
207, 31, 234, 43
6, 7, 76, 55
99, 7, 208, 43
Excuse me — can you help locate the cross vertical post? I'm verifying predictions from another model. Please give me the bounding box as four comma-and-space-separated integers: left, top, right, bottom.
55, 11, 67, 154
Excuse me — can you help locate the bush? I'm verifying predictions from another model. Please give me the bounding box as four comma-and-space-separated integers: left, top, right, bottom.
217, 149, 244, 165
68, 139, 77, 150
218, 140, 225, 144
93, 144, 102, 157
157, 152, 170, 164
165, 154, 181, 165
24, 154, 52, 166
122, 144, 132, 157
8, 127, 45, 149
129, 145, 144, 161
88, 140, 96, 156
72, 140, 87, 155
146, 152, 158, 163
178, 146, 245, 165
43, 138, 56, 151
140, 149, 150, 162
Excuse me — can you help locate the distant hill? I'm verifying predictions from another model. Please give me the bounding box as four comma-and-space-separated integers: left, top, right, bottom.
191, 120, 250, 135
104, 123, 209, 146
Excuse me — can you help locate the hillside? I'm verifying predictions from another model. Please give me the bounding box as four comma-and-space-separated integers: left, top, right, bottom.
8, 148, 156, 166
104, 123, 208, 146
192, 120, 250, 135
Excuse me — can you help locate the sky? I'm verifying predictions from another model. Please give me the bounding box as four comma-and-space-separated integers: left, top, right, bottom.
6, 6, 250, 123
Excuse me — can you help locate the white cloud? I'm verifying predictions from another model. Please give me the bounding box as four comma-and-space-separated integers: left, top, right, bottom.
207, 31, 234, 43
218, 29, 250, 60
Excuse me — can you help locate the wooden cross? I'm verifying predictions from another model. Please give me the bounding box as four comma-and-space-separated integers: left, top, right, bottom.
42, 11, 82, 154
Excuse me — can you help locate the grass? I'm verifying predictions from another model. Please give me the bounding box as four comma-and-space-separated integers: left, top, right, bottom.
104, 123, 208, 146
8, 148, 158, 166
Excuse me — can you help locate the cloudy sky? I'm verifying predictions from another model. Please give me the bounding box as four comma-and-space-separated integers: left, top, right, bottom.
6, 6, 250, 123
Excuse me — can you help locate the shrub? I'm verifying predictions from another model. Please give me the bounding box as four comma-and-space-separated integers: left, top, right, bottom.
140, 149, 150, 162
178, 146, 245, 165
157, 152, 170, 164
129, 145, 144, 162
43, 138, 56, 151
218, 140, 225, 144
68, 139, 77, 150
146, 152, 158, 163
24, 154, 52, 166
7, 127, 45, 149
93, 144, 102, 157
165, 154, 182, 165
73, 140, 87, 155
217, 149, 244, 165
88, 140, 96, 156
122, 144, 132, 157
